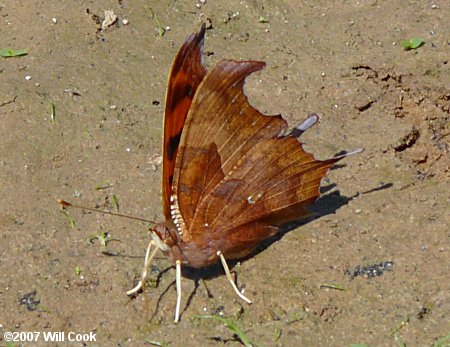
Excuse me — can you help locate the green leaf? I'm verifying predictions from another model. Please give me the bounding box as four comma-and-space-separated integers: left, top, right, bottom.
89, 232, 109, 247
0, 48, 28, 57
401, 38, 424, 50
409, 37, 424, 48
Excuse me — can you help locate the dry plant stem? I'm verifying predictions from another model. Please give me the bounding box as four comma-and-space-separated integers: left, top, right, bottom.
174, 260, 182, 323
217, 251, 252, 304
126, 240, 158, 295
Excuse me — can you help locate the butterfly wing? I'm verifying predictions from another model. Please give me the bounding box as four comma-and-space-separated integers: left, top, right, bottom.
171, 60, 342, 256
161, 25, 207, 219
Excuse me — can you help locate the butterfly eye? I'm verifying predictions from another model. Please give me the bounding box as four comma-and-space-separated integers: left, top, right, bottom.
162, 228, 177, 247
151, 226, 169, 251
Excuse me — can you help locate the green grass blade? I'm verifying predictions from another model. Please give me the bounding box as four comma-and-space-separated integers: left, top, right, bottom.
61, 210, 76, 228
145, 340, 170, 347
193, 315, 254, 347
319, 282, 347, 291
433, 334, 450, 347
50, 101, 56, 124
111, 194, 119, 211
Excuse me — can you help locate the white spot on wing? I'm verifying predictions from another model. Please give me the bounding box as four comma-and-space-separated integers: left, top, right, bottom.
247, 192, 263, 205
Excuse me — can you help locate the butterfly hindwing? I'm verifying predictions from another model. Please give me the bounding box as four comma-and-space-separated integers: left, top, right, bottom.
172, 60, 339, 249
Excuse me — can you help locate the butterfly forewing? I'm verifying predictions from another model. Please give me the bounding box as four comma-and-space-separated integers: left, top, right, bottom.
162, 25, 207, 219
172, 60, 339, 249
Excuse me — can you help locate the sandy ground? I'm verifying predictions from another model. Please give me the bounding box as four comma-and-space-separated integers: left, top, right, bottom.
1, 1, 449, 346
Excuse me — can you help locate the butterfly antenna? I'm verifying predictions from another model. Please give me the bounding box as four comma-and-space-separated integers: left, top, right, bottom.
58, 199, 157, 225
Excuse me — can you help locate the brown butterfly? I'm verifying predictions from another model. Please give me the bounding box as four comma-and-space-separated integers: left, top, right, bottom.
127, 24, 362, 322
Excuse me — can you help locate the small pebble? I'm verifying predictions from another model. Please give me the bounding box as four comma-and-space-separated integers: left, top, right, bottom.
25, 75, 31, 80
354, 209, 362, 214
126, 148, 131, 152
122, 19, 129, 25
52, 17, 57, 24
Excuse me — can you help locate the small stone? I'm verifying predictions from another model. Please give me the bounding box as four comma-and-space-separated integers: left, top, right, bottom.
102, 10, 118, 29
52, 17, 57, 24
122, 19, 129, 25
354, 209, 362, 214
25, 75, 31, 80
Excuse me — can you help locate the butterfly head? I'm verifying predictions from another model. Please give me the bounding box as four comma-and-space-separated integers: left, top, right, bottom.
151, 222, 179, 252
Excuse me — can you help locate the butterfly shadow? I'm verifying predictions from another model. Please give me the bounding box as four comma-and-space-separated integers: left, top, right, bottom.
147, 260, 247, 321
252, 182, 393, 257
148, 261, 219, 322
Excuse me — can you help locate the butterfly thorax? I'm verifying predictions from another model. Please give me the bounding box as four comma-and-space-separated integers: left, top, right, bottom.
153, 221, 221, 268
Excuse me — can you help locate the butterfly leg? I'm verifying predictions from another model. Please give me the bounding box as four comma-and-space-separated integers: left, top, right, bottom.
217, 251, 252, 304
127, 240, 159, 295
174, 260, 182, 323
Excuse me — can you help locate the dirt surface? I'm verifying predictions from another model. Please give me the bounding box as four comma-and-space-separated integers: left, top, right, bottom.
1, 1, 449, 346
